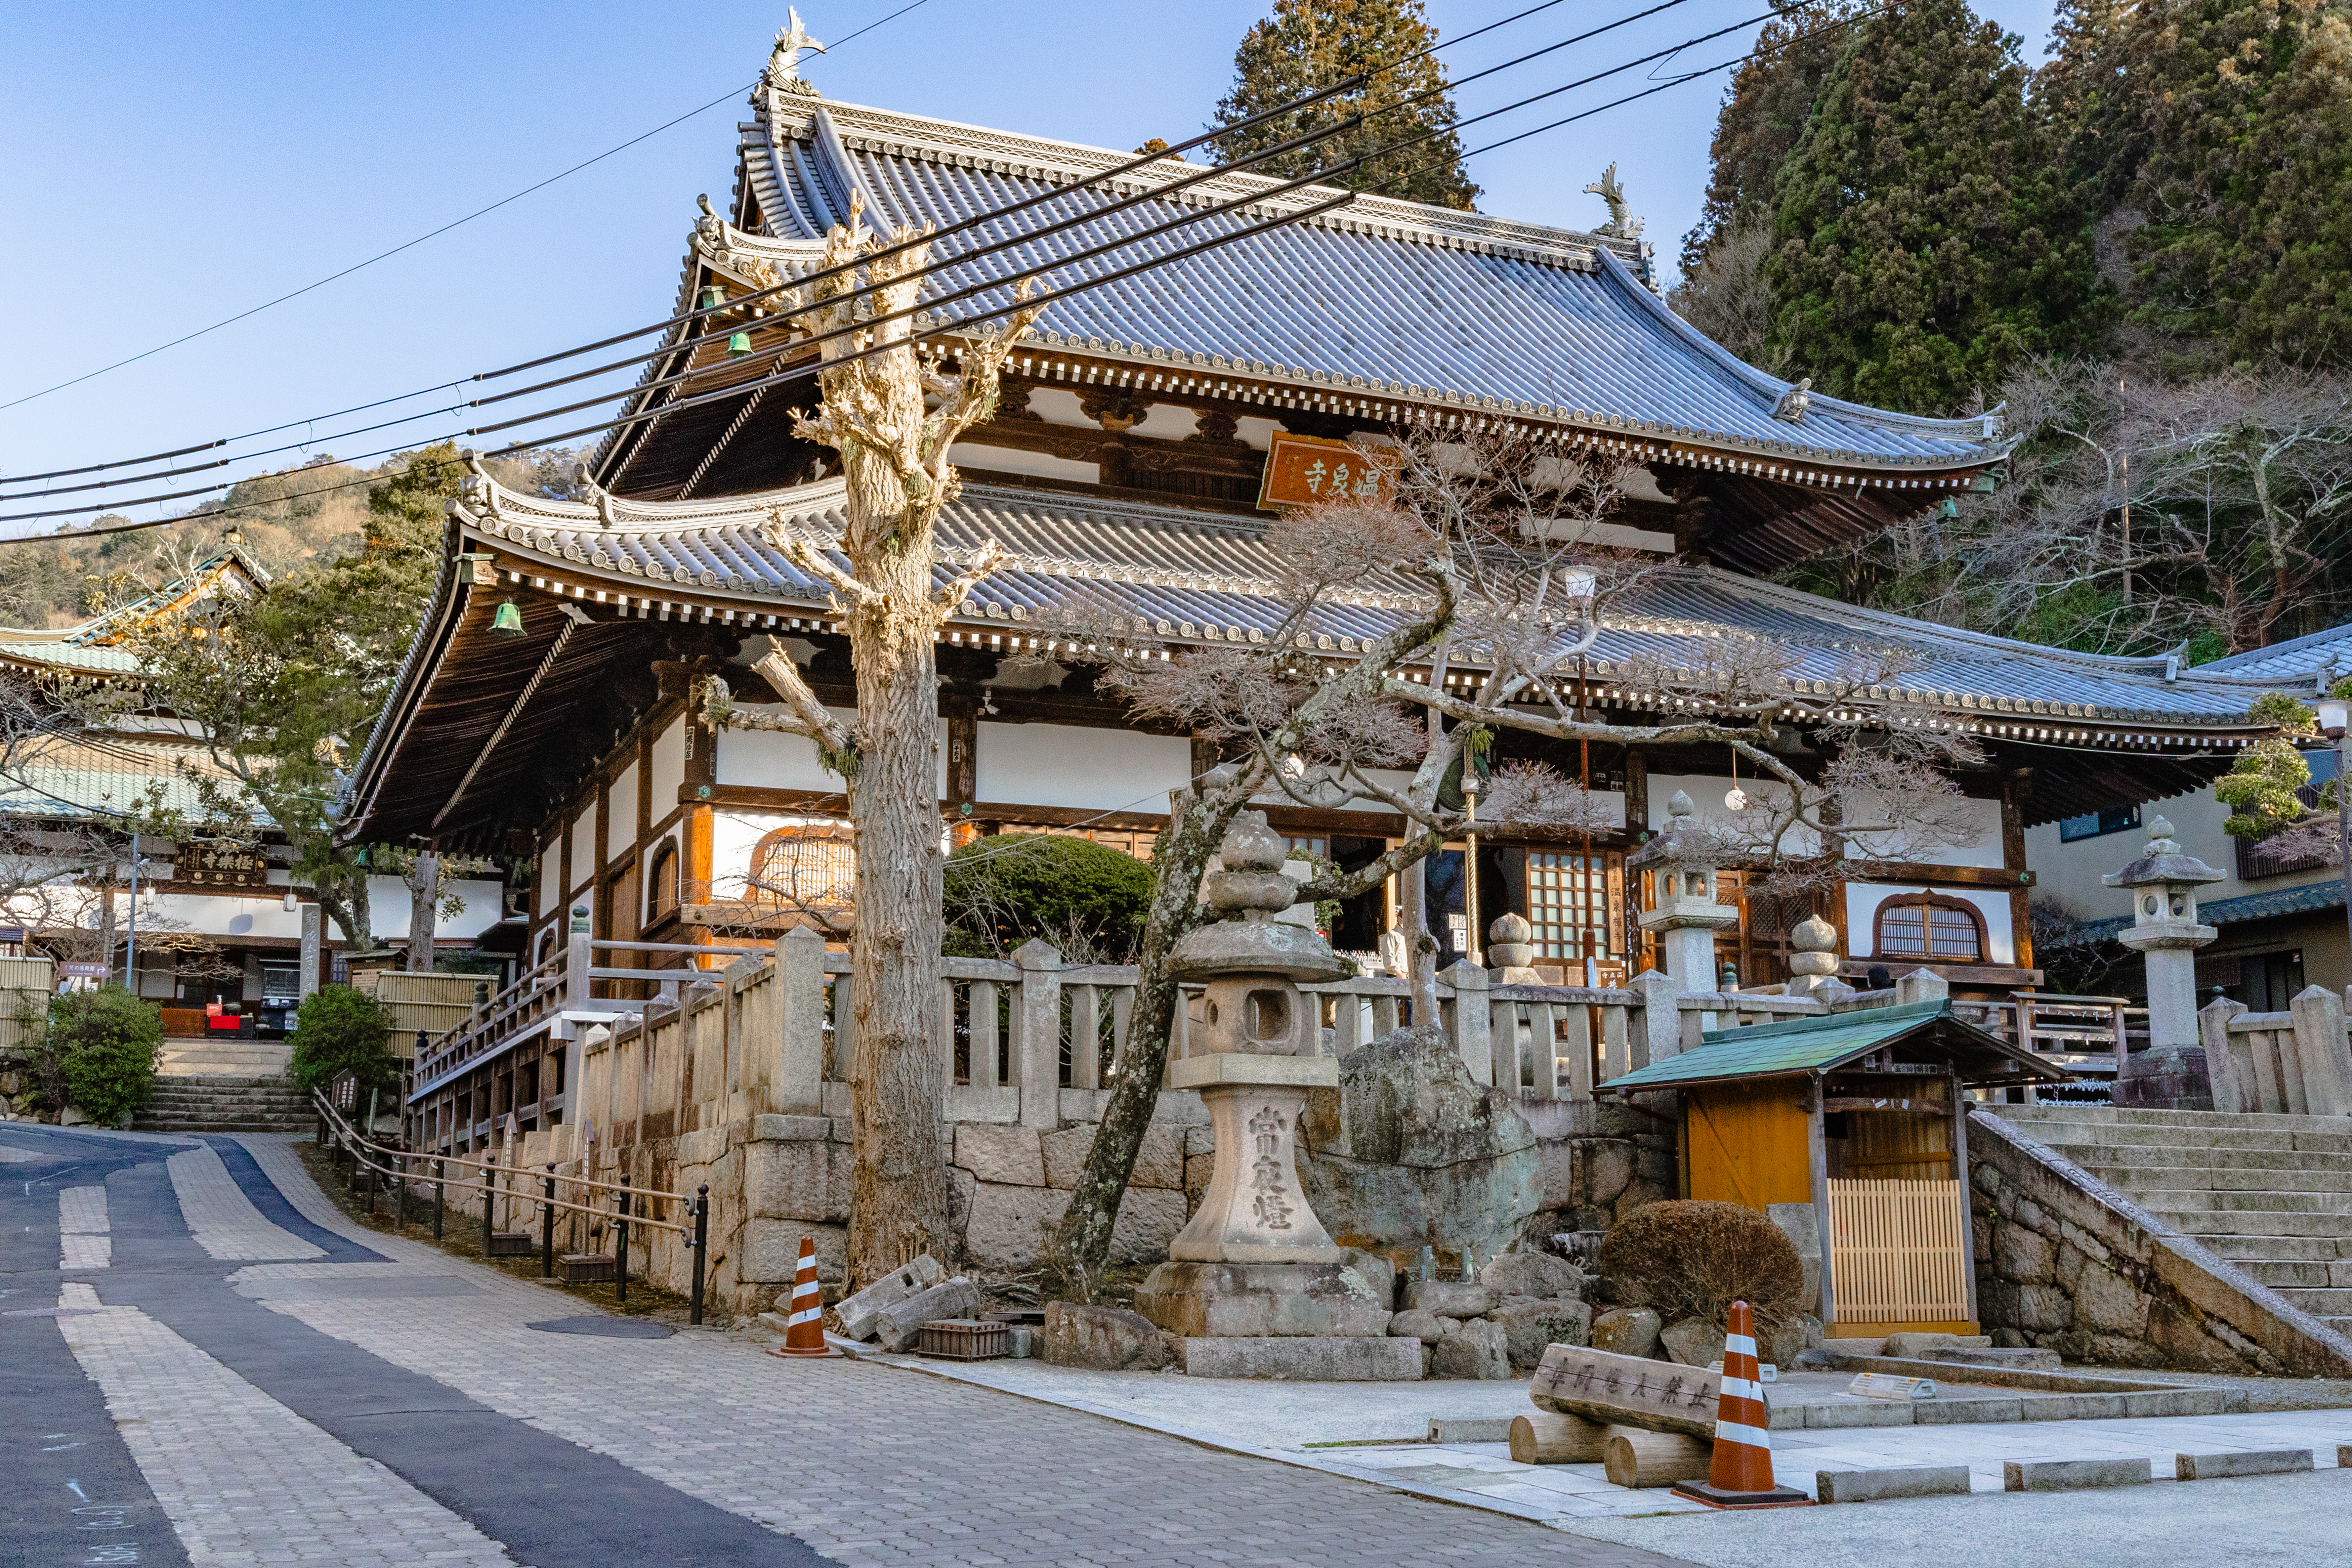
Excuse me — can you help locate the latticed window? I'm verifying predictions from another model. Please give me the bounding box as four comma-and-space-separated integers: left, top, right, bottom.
1527, 852, 1612, 961
1875, 896, 1983, 962
646, 841, 679, 921
749, 822, 856, 916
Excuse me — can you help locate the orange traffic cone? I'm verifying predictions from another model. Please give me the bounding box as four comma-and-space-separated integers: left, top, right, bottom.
769, 1235, 840, 1358
1672, 1301, 1810, 1509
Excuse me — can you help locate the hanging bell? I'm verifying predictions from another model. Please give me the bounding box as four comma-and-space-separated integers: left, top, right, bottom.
727, 330, 752, 354
490, 600, 526, 637
1937, 498, 1960, 519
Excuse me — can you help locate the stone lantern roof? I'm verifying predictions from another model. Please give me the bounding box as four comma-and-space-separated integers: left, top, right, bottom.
1626, 790, 1717, 872
1167, 811, 1352, 984
2101, 816, 2224, 891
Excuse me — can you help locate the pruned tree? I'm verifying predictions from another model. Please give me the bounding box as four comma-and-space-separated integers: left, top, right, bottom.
693, 190, 1045, 1286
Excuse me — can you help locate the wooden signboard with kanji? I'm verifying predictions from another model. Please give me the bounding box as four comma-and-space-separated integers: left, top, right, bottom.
1528, 1344, 1724, 1439
1255, 432, 1399, 510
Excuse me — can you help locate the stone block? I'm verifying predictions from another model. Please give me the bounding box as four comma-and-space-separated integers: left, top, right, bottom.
1175, 1335, 1423, 1381
1039, 1302, 1173, 1370
831, 1254, 944, 1341
1403, 1279, 1492, 1317
738, 1219, 844, 1285
2175, 1448, 2313, 1481
1490, 1298, 1593, 1370
1428, 1317, 1511, 1380
1770, 1312, 1826, 1367
1109, 1187, 1189, 1264
874, 1277, 982, 1352
1802, 1401, 1917, 1429
745, 1136, 849, 1223
1134, 1260, 1392, 1338
1579, 1140, 1636, 1206
961, 1182, 1067, 1269
1184, 1123, 1216, 1157
1341, 1247, 1397, 1310
1007, 1325, 1036, 1358
2003, 1457, 2152, 1492
1481, 1251, 1586, 1301
1389, 1309, 1454, 1341
955, 1125, 1045, 1187
1915, 1397, 2023, 1425
1591, 1306, 1662, 1359
1996, 1225, 2055, 1283
1427, 1417, 1515, 1443
1659, 1316, 1726, 1367
1882, 1332, 1992, 1358
2074, 1265, 2151, 1337
1816, 1465, 1972, 1504
2121, 1388, 2224, 1417
1130, 1124, 1189, 1189
1537, 1139, 1577, 1211
2014, 1283, 2076, 1332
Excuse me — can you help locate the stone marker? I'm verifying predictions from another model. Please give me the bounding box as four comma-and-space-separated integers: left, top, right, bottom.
2003, 1457, 2152, 1492
832, 1254, 944, 1341
1511, 1410, 1610, 1464
2175, 1449, 2315, 1481
1528, 1344, 1722, 1439
1816, 1465, 1972, 1504
1847, 1372, 1936, 1401
1602, 1426, 1713, 1488
873, 1276, 981, 1352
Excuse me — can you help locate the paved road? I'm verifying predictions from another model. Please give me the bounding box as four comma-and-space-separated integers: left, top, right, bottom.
0, 1122, 1688, 1568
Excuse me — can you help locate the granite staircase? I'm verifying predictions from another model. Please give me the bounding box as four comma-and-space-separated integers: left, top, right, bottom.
1990, 1103, 2352, 1334
135, 1075, 314, 1135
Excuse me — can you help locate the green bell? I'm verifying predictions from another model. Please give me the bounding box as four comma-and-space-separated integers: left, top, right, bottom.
728, 331, 752, 354
1938, 498, 1960, 519
490, 600, 525, 637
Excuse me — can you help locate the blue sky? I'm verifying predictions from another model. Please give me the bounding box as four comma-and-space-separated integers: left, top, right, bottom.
0, 0, 2060, 522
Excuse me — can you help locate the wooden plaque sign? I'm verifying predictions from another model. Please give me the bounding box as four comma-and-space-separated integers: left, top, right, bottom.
1528, 1344, 1723, 1439
1255, 432, 1399, 511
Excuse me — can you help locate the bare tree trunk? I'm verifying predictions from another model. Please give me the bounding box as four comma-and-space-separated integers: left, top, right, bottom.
406, 850, 440, 972
96, 876, 118, 980
1398, 859, 1440, 1023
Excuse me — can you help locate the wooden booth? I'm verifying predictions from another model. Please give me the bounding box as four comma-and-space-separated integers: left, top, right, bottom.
1600, 1001, 2068, 1337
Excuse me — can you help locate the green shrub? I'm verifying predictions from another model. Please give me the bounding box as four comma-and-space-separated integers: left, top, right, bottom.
943, 833, 1154, 963
1598, 1199, 1807, 1332
45, 986, 161, 1128
288, 985, 398, 1094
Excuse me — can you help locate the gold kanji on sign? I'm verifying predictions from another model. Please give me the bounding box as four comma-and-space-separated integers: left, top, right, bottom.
1255, 432, 1399, 511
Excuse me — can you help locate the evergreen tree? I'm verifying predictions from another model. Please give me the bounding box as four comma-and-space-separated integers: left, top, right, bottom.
1765, 0, 2102, 412
1211, 0, 1478, 211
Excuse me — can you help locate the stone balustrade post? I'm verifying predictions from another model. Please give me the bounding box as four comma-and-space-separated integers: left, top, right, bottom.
1627, 967, 1681, 1070
771, 925, 827, 1115
565, 928, 594, 1009
2290, 985, 2352, 1117
1011, 939, 1063, 1129
2199, 997, 2248, 1112
1895, 969, 1950, 1007
1438, 960, 1493, 1086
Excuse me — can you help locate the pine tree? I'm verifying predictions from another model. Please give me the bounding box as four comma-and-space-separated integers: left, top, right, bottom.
2097, 0, 2352, 365
1764, 0, 2102, 413
1211, 0, 1479, 211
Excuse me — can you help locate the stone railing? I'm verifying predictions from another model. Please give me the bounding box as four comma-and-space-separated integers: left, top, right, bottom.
2199, 988, 2352, 1116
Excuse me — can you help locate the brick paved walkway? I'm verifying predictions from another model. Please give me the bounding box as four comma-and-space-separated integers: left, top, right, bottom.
0, 1124, 1690, 1568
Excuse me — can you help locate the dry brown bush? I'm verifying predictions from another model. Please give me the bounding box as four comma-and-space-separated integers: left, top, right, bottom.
1597, 1200, 1805, 1331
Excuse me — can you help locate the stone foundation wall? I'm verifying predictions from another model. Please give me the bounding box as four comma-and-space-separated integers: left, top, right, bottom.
1967, 1109, 2352, 1377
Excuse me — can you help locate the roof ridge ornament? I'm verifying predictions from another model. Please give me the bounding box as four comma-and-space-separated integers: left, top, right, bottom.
1772, 378, 1812, 424
1583, 164, 1644, 240
767, 8, 826, 98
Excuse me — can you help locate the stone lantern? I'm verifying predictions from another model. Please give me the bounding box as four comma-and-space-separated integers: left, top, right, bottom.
1627, 791, 1738, 994
2103, 814, 2223, 1108
1784, 912, 1842, 993
1485, 911, 1543, 985
1134, 811, 1411, 1378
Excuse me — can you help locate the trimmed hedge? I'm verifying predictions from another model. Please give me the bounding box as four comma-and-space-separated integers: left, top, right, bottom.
1598, 1198, 1806, 1331
47, 986, 162, 1128
287, 985, 399, 1095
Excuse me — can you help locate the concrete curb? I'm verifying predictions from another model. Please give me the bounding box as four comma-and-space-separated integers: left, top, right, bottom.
1816, 1465, 1973, 1504
2176, 1448, 2314, 1480
2004, 1457, 2152, 1492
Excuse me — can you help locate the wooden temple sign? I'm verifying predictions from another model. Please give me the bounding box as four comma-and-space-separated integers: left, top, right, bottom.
1256, 433, 1399, 511
1527, 1344, 1724, 1439
175, 841, 268, 888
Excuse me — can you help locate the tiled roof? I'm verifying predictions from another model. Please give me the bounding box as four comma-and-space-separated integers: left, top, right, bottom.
457, 473, 2277, 730
2076, 879, 2346, 942
1597, 999, 2062, 1090
2194, 621, 2352, 687
0, 735, 263, 825
632, 92, 2010, 476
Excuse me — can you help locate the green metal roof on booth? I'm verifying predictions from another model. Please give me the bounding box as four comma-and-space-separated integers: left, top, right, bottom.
1597, 1000, 2070, 1093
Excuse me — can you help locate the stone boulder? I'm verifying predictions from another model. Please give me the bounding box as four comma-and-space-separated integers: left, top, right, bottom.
1590, 1306, 1662, 1359
1482, 1251, 1588, 1302
1301, 1024, 1540, 1256
1388, 1308, 1455, 1342
1402, 1279, 1492, 1318
1659, 1316, 1727, 1368
1038, 1302, 1174, 1371
1769, 1311, 1826, 1367
1490, 1298, 1593, 1370
1428, 1317, 1511, 1380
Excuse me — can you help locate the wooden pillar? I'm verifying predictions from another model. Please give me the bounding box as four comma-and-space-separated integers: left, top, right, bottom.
2004, 769, 2035, 969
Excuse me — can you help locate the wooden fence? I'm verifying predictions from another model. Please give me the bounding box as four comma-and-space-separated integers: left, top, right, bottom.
0, 955, 52, 1051
1826, 1177, 1972, 1327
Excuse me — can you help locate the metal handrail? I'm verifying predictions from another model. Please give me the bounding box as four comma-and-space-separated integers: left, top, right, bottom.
311, 1089, 712, 1322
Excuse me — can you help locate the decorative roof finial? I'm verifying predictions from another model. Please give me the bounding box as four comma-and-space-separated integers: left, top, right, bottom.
767, 8, 827, 96
1773, 378, 1812, 424
1583, 163, 1644, 239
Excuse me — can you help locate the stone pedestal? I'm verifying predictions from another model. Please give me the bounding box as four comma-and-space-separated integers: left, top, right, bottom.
1165, 1053, 1342, 1264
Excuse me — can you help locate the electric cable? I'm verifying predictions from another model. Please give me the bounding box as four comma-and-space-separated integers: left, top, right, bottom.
0, 0, 1621, 486
0, 8, 1876, 533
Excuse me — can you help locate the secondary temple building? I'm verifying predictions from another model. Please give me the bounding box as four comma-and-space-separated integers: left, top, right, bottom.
342, 45, 2291, 1312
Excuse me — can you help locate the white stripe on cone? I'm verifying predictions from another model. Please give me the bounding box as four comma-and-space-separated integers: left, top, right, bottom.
1724, 1334, 1758, 1358
789, 1305, 822, 1325
1720, 1376, 1764, 1403
1713, 1420, 1772, 1448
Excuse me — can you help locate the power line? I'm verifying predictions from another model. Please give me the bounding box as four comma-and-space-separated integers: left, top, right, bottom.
0, 0, 1598, 492
0, 8, 1865, 535
0, 0, 939, 418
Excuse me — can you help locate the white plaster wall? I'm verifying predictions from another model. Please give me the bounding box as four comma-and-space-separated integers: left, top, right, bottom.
364, 875, 505, 943
977, 723, 1190, 812
947, 442, 1100, 485
1243, 770, 1627, 829
568, 811, 597, 900
1845, 882, 2016, 966
145, 892, 306, 943
651, 716, 687, 808
1131, 404, 1199, 440
718, 705, 935, 797
538, 832, 561, 917
707, 808, 848, 901
606, 763, 639, 864
1645, 771, 1822, 857
1022, 388, 1097, 429
1839, 789, 2003, 869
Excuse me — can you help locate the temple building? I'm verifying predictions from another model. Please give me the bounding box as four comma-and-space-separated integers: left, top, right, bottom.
343, 52, 2277, 1149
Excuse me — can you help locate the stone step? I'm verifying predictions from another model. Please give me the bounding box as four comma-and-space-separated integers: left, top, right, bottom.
2269, 1286, 2352, 1314
1993, 1121, 2352, 1156
2208, 1235, 2352, 1263
2059, 1144, 2352, 1175
2225, 1258, 2352, 1289
1991, 1105, 2352, 1133
2133, 1188, 2352, 1215
2160, 1210, 2352, 1238
2067, 1162, 2352, 1196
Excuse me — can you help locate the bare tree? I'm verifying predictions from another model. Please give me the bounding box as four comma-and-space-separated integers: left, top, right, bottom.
695, 191, 1045, 1285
